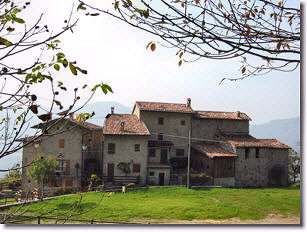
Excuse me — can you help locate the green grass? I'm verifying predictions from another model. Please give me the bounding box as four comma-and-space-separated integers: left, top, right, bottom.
0, 198, 16, 204
1, 187, 300, 223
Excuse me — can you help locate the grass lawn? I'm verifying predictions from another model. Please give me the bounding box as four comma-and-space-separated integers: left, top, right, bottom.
1, 186, 300, 223
0, 198, 16, 204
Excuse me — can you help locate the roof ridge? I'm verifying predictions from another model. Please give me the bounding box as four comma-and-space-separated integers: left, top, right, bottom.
196, 110, 246, 114
136, 101, 186, 105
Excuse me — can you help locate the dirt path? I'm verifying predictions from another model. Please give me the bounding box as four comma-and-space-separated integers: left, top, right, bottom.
132, 214, 300, 224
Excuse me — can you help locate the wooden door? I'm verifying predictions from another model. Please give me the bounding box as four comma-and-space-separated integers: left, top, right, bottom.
159, 173, 165, 185
107, 163, 114, 182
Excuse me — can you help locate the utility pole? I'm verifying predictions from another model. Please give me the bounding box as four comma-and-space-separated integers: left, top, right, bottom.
187, 130, 191, 189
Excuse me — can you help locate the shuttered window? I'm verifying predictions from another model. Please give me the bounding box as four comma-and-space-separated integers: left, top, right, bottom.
133, 164, 140, 173
59, 139, 65, 148
108, 143, 115, 154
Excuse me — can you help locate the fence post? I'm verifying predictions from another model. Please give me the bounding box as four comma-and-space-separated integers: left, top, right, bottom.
90, 219, 94, 224
37, 216, 41, 224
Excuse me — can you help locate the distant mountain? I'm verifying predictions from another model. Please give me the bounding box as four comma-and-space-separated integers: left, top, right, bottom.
76, 101, 132, 126
250, 117, 300, 152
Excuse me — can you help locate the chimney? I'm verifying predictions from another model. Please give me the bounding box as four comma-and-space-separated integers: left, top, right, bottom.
186, 98, 191, 107
111, 107, 114, 114
236, 111, 241, 118
120, 122, 125, 132
69, 112, 74, 120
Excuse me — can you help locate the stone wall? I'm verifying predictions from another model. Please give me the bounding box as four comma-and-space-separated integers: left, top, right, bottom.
102, 135, 149, 184
21, 125, 84, 194
214, 177, 235, 187
136, 110, 192, 159
147, 168, 170, 185
192, 119, 249, 140
235, 147, 289, 187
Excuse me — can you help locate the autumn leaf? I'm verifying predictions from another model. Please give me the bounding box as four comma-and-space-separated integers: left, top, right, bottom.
38, 113, 52, 122
150, 43, 156, 51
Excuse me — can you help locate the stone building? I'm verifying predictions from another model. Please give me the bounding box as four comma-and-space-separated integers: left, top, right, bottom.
20, 99, 290, 192
102, 112, 150, 185
20, 118, 103, 194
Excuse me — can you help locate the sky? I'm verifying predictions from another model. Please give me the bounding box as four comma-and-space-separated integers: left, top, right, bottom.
10, 0, 301, 126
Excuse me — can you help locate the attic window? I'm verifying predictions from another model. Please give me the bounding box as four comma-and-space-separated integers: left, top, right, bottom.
181, 120, 186, 126
158, 117, 164, 125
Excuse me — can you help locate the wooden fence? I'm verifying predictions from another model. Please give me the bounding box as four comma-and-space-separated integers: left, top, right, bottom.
0, 213, 143, 224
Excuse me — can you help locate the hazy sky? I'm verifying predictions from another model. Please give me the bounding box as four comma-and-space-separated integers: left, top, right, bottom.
17, 0, 300, 125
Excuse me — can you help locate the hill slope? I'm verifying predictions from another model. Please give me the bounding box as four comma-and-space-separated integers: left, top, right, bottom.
250, 117, 300, 151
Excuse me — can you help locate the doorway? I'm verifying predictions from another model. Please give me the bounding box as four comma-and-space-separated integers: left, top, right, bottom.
107, 163, 114, 182
159, 172, 165, 185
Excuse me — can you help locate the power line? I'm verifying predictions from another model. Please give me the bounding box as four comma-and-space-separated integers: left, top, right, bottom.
150, 132, 228, 144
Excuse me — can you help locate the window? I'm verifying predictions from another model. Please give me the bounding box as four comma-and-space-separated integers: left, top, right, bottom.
149, 148, 156, 157
135, 144, 140, 152
59, 139, 65, 148
158, 117, 164, 125
108, 143, 115, 154
158, 133, 163, 141
181, 120, 186, 126
256, 148, 260, 158
149, 172, 155, 176
176, 149, 184, 156
56, 160, 68, 175
245, 148, 250, 159
133, 164, 141, 173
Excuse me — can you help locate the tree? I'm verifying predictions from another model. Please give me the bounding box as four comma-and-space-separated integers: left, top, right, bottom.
0, 164, 21, 190
288, 148, 300, 184
80, 0, 300, 81
27, 155, 58, 199
0, 0, 113, 172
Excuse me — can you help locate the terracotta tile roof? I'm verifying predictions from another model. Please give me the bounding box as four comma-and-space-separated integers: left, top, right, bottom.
220, 134, 290, 149
194, 111, 251, 121
103, 114, 150, 136
31, 118, 102, 131
192, 142, 238, 158
136, 101, 193, 113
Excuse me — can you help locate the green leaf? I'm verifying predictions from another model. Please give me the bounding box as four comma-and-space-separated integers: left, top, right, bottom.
0, 37, 13, 46
178, 60, 183, 66
77, 3, 86, 11
56, 52, 65, 59
53, 39, 61, 43
69, 63, 77, 75
90, 13, 100, 16
82, 84, 88, 89
12, 8, 21, 14
114, 1, 119, 10
76, 67, 88, 74
135, 8, 145, 13
14, 18, 25, 24
63, 59, 68, 68
54, 64, 60, 71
